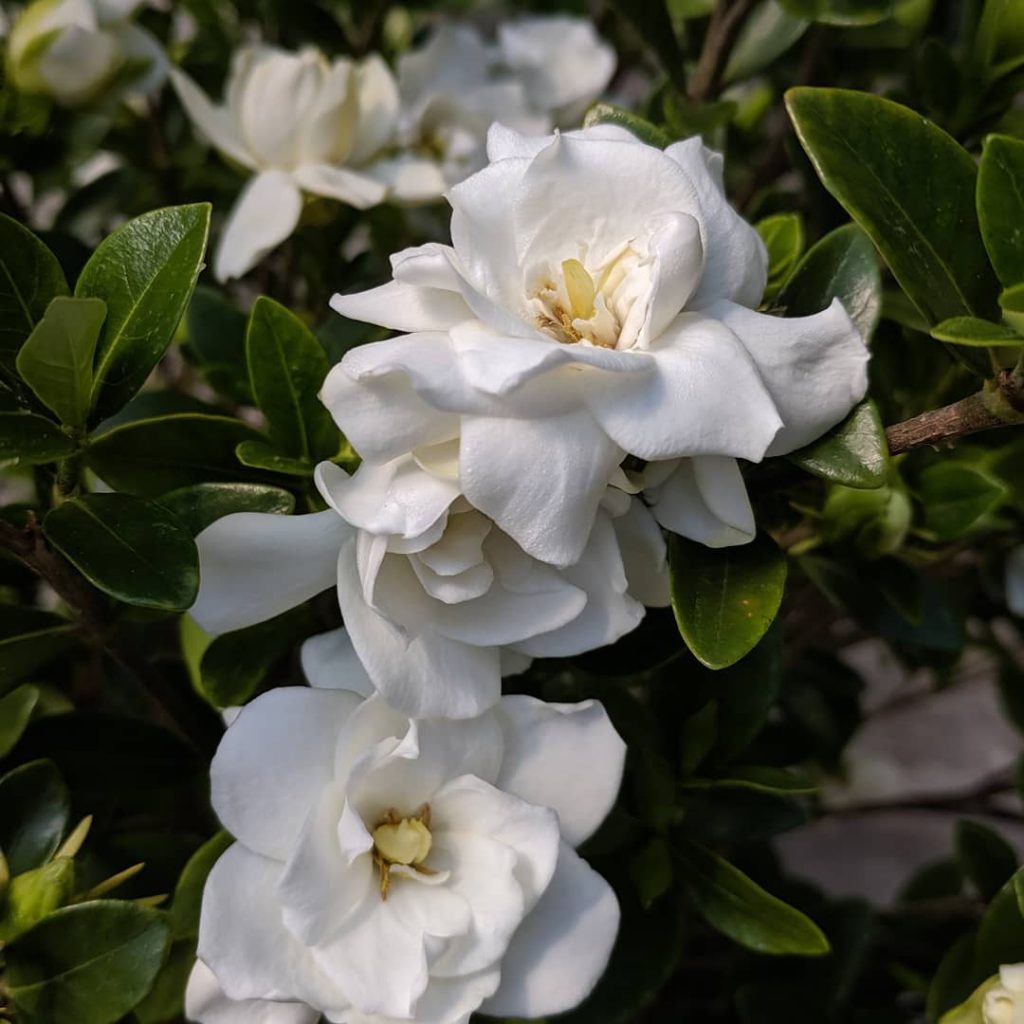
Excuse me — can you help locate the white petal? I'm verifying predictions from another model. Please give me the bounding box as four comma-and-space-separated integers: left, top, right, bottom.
614, 498, 670, 607
485, 122, 639, 162
641, 212, 704, 346
1009, 547, 1024, 616
330, 280, 470, 333
703, 298, 870, 456
198, 844, 350, 1017
582, 312, 782, 462
300, 628, 375, 696
460, 409, 624, 568
192, 509, 347, 634
666, 136, 767, 309
292, 163, 386, 209
649, 456, 756, 548
39, 25, 120, 105
362, 155, 449, 203
513, 512, 642, 658
210, 687, 362, 861
214, 169, 303, 282
348, 53, 400, 165
480, 843, 620, 1017
185, 960, 320, 1024
295, 59, 358, 166
495, 696, 626, 847
320, 335, 461, 463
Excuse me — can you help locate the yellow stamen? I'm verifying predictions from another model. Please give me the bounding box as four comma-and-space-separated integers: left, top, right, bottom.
373, 818, 432, 866
561, 259, 596, 320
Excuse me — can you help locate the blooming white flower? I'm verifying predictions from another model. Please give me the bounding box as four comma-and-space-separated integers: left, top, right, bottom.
1008, 546, 1024, 617
8, 0, 164, 107
191, 453, 666, 719
171, 45, 415, 281
188, 668, 625, 1024
324, 124, 869, 567
496, 15, 616, 126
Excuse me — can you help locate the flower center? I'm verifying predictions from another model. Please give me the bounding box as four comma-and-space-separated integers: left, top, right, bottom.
529, 246, 647, 350
372, 805, 434, 900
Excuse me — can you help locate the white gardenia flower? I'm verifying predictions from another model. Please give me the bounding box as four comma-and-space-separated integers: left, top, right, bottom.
1008, 546, 1024, 617
325, 124, 869, 567
190, 453, 667, 719
983, 963, 1024, 1024
188, 672, 625, 1024
170, 45, 412, 281
8, 0, 164, 107
496, 16, 616, 126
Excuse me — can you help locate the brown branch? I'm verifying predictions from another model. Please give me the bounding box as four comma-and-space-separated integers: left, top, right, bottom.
687, 0, 755, 104
885, 369, 1024, 455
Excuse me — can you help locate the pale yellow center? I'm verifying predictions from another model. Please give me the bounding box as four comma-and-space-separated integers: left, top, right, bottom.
372, 818, 432, 866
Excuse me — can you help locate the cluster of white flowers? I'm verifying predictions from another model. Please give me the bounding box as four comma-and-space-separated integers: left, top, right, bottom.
168, 18, 615, 280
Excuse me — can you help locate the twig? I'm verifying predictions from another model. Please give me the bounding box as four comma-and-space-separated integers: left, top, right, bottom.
687, 0, 754, 104
885, 369, 1024, 455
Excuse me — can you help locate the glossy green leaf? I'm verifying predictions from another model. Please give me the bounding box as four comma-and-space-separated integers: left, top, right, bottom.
0, 213, 68, 377
0, 684, 40, 757
184, 285, 251, 404
44, 494, 199, 611
16, 296, 106, 427
669, 533, 788, 669
86, 413, 268, 496
676, 839, 830, 955
776, 222, 882, 342
789, 400, 889, 488
0, 759, 69, 875
236, 439, 314, 476
786, 89, 1000, 329
0, 412, 77, 464
6, 900, 171, 1024
930, 316, 1024, 347
583, 103, 672, 148
246, 296, 337, 462
956, 820, 1018, 902
978, 135, 1024, 288
917, 463, 1007, 542
777, 0, 893, 25
0, 610, 78, 692
76, 203, 211, 421
757, 213, 805, 295
158, 481, 295, 535
169, 831, 232, 940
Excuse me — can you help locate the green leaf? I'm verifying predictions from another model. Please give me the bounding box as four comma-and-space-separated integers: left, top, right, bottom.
86, 413, 268, 496
0, 212, 68, 377
956, 819, 1018, 902
0, 612, 78, 693
785, 88, 1000, 330
973, 868, 1024, 982
157, 482, 295, 535
0, 684, 40, 757
0, 857, 76, 943
629, 837, 674, 909
6, 900, 171, 1024
789, 400, 889, 489
1000, 283, 1024, 334
583, 103, 672, 149
246, 296, 338, 462
777, 0, 893, 25
235, 439, 314, 476
184, 285, 251, 404
669, 533, 788, 669
975, 0, 1024, 77
676, 839, 830, 955
916, 463, 1007, 542
170, 830, 232, 940
724, 1, 809, 84
0, 412, 77, 464
679, 701, 718, 777
15, 296, 106, 427
0, 759, 69, 875
978, 135, 1024, 288
76, 203, 211, 421
931, 316, 1024, 347
44, 494, 199, 611
681, 765, 818, 795
756, 213, 805, 296
776, 222, 882, 342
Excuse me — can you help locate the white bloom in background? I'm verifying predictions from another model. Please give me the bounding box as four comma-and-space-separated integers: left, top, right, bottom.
188, 671, 625, 1024
191, 454, 667, 719
496, 15, 616, 126
8, 0, 164, 107
171, 45, 408, 281
325, 124, 869, 567
1008, 546, 1024, 617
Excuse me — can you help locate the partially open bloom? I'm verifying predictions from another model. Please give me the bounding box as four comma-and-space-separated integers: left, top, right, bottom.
1008, 546, 1024, 616
188, 674, 625, 1024
171, 46, 408, 281
326, 124, 869, 566
191, 454, 666, 719
8, 0, 164, 107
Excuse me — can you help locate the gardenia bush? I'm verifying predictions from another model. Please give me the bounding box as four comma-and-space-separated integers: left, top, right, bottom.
1, 2, 1024, 1024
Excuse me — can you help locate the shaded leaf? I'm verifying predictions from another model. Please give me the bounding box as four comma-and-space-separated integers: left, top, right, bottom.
235, 439, 314, 476
170, 830, 232, 940
956, 819, 1018, 902
583, 102, 672, 148
0, 412, 77, 464
158, 482, 295, 535
978, 135, 1024, 287
931, 316, 1024, 347
0, 759, 69, 876
0, 684, 40, 757
757, 213, 805, 296
916, 463, 1007, 541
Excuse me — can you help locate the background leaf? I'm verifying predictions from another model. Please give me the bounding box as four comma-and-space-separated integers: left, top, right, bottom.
0, 412, 78, 464
0, 759, 69, 876
977, 134, 1024, 287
